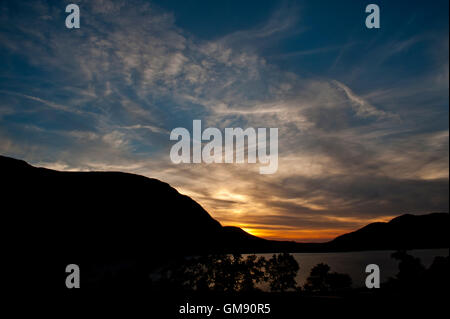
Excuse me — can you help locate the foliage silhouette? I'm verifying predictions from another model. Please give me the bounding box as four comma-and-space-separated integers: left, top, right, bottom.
388, 250, 449, 296
266, 253, 300, 292
158, 253, 300, 293
391, 250, 426, 283
304, 263, 352, 294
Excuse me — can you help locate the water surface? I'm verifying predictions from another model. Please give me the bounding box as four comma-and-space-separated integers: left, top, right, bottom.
254, 248, 449, 288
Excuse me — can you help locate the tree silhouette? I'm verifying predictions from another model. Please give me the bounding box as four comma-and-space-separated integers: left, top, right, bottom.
389, 250, 448, 296
391, 250, 426, 284
266, 253, 300, 292
304, 263, 352, 294
159, 254, 269, 293
158, 253, 300, 293
241, 254, 267, 292
325, 272, 352, 292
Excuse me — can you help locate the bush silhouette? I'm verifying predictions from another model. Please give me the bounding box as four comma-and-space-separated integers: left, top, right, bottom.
304, 263, 352, 294
389, 250, 448, 296
391, 250, 426, 283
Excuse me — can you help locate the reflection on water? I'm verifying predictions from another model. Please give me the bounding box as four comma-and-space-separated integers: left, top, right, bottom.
252, 248, 449, 288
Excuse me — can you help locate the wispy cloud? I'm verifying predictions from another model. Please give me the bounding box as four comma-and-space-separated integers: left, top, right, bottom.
0, 0, 448, 241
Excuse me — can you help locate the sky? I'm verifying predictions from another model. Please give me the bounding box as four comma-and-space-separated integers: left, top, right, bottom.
0, 0, 448, 242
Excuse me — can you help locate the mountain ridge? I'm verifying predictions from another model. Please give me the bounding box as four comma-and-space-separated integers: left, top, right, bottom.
1, 154, 448, 256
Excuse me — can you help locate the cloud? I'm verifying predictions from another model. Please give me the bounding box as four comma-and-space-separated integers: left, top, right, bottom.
0, 0, 448, 242
0, 90, 85, 114
331, 81, 395, 119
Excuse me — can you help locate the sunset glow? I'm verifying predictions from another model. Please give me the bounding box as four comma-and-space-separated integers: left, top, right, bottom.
0, 0, 448, 244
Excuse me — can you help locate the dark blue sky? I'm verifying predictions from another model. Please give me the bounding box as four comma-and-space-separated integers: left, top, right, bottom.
153, 0, 448, 86
0, 0, 448, 241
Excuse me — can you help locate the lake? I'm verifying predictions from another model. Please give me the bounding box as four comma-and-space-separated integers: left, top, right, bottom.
253, 248, 449, 288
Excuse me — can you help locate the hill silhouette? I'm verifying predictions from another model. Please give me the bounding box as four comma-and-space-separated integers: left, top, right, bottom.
1, 155, 448, 259
1, 155, 259, 257
327, 213, 449, 251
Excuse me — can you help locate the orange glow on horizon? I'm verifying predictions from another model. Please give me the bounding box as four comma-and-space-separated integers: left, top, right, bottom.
181, 187, 399, 243
239, 227, 345, 242
231, 215, 398, 243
